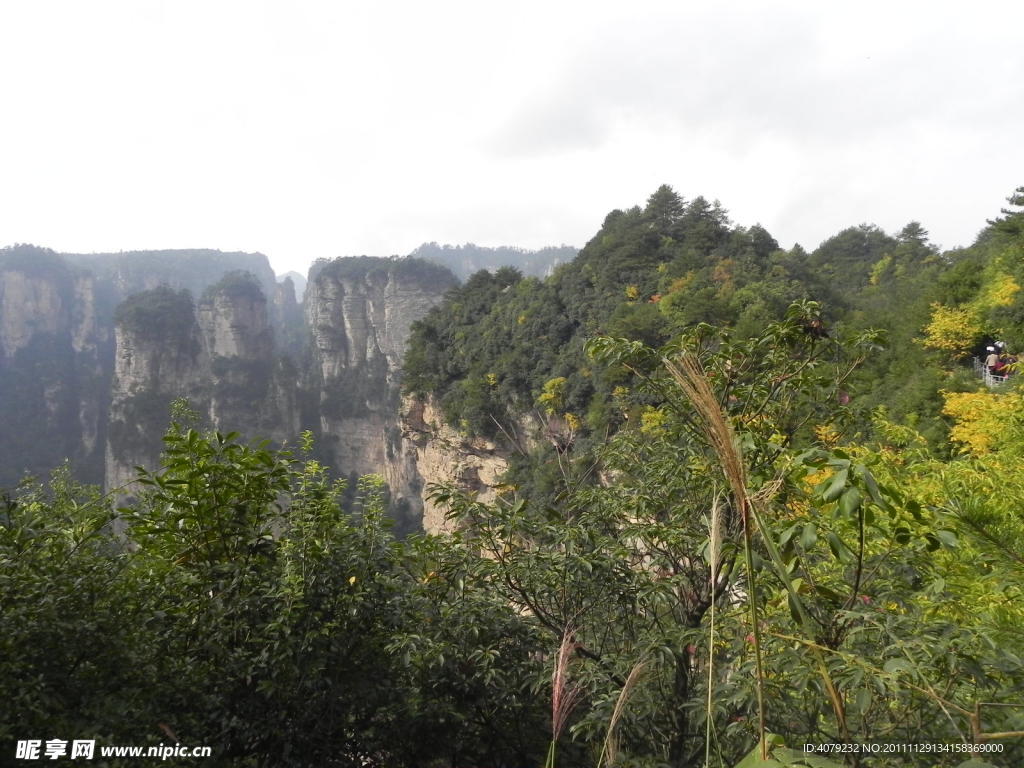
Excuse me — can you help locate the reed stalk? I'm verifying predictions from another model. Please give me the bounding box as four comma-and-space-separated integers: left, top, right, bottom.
597, 660, 646, 768
665, 355, 768, 759
545, 627, 582, 768
665, 352, 852, 755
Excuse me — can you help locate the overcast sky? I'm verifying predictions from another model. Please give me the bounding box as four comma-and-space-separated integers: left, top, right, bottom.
2, 1, 1022, 276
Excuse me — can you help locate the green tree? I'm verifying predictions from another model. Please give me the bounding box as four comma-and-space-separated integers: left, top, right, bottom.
1, 416, 557, 766
0, 467, 131, 743
430, 304, 877, 765
430, 301, 1024, 767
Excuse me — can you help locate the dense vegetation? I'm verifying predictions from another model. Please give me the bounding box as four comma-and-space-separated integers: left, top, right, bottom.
2, 421, 554, 767
309, 255, 458, 295
404, 188, 823, 439
115, 285, 198, 343
5, 303, 1024, 765
201, 269, 267, 304
404, 186, 1024, 456
4, 187, 1024, 766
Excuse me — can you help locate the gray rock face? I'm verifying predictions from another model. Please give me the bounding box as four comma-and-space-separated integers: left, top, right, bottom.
0, 246, 285, 488
273, 277, 306, 357
0, 254, 110, 486
307, 267, 445, 381
90, 254, 463, 531
105, 279, 300, 496
303, 259, 455, 529
2, 246, 480, 534
0, 269, 105, 358
397, 395, 511, 535
197, 280, 299, 445
277, 270, 307, 300
198, 288, 273, 360
105, 288, 209, 494
0, 270, 66, 358
64, 248, 278, 305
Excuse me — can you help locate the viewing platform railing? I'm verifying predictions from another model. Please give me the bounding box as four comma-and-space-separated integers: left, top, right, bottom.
973, 356, 1010, 388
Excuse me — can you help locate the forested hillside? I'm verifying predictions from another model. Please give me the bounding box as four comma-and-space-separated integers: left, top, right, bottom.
3, 187, 1024, 766
403, 186, 1024, 506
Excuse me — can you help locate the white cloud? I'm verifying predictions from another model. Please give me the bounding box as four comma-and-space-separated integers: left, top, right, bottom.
1, 1, 1021, 275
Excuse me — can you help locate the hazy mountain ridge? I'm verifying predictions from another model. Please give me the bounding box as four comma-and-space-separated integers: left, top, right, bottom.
409, 242, 577, 280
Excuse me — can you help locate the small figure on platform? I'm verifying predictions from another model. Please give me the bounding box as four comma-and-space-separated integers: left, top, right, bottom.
985, 345, 1000, 374
989, 342, 1016, 377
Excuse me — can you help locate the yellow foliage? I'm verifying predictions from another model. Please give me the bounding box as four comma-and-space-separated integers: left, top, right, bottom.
941, 390, 1024, 454
625, 284, 640, 301
813, 424, 841, 447
920, 271, 1017, 358
978, 272, 1020, 310
485, 373, 498, 387
869, 254, 892, 286
711, 259, 735, 286
564, 412, 581, 432
801, 468, 831, 492
668, 273, 694, 293
855, 442, 1024, 628
783, 467, 831, 518
639, 406, 667, 436
870, 408, 928, 453
538, 376, 568, 415
921, 303, 983, 355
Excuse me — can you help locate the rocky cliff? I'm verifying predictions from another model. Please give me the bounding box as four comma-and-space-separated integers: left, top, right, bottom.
64, 248, 278, 305
198, 272, 299, 446
101, 256, 460, 529
303, 257, 456, 532
273, 276, 306, 356
1, 244, 481, 534
104, 286, 209, 493
396, 395, 511, 534
105, 273, 299, 494
0, 247, 110, 486
0, 245, 287, 487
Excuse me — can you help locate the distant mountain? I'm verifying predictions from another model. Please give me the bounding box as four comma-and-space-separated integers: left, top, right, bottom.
277, 270, 307, 300
0, 245, 456, 536
63, 248, 278, 301
0, 245, 278, 487
408, 242, 577, 281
